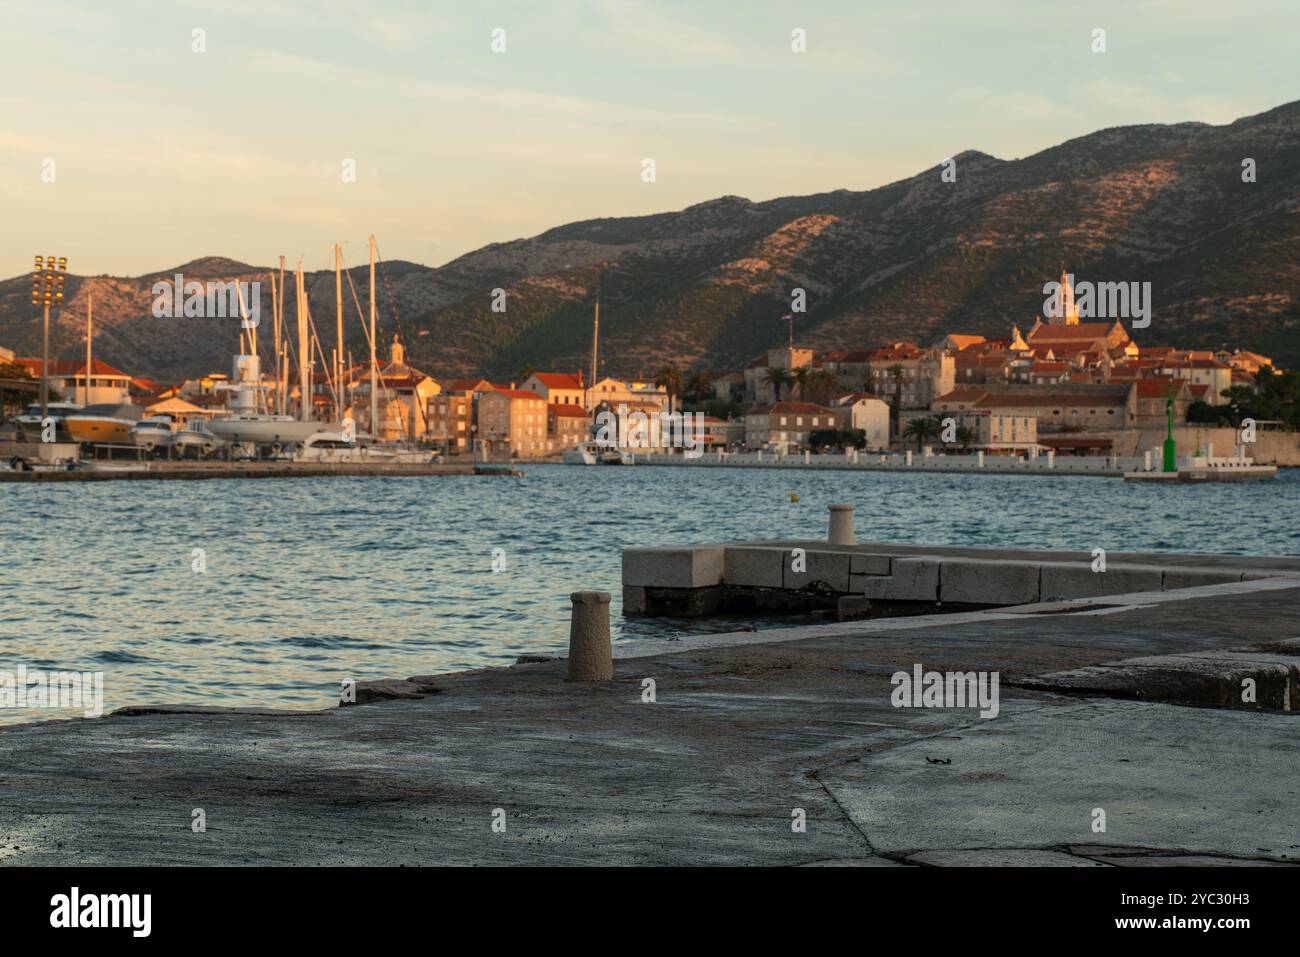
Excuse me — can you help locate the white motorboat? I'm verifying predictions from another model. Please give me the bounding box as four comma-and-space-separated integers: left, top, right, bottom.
562, 441, 600, 465
130, 415, 176, 453
561, 441, 633, 465
172, 419, 226, 458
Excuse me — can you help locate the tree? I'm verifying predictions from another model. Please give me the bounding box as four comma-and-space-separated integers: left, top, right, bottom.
685, 371, 713, 410
804, 369, 840, 406
653, 365, 682, 414
954, 425, 977, 452
903, 416, 942, 451
807, 428, 867, 452
763, 366, 791, 403
791, 366, 809, 400
517, 363, 537, 381
0, 361, 36, 417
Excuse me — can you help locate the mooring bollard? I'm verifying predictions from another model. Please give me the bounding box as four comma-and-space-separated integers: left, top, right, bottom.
567, 591, 613, 681
827, 503, 856, 545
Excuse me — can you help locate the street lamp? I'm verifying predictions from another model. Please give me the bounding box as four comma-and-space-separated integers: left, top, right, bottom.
32, 255, 67, 421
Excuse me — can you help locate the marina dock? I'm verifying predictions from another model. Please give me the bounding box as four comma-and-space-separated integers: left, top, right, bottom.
0, 459, 476, 482
0, 539, 1297, 866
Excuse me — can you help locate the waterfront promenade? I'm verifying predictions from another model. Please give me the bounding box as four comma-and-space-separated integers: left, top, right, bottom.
0, 543, 1297, 866
630, 448, 1278, 480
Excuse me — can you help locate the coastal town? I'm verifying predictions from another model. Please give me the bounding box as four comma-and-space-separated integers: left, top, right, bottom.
0, 269, 1290, 470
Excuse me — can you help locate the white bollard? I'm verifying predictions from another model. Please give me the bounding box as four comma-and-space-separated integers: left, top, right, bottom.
1047, 449, 1056, 469
977, 450, 985, 468
905, 450, 913, 467
828, 503, 856, 545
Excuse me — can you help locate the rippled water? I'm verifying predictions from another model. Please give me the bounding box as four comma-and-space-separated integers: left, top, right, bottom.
2, 464, 1297, 723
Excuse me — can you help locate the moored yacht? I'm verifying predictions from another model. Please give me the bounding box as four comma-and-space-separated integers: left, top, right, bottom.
14, 402, 81, 442
65, 403, 142, 444
206, 354, 325, 447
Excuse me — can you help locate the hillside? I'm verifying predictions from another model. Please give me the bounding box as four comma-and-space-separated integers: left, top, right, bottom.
2, 100, 1298, 383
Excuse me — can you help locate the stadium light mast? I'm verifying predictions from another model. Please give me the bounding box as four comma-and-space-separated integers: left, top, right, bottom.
32, 255, 67, 421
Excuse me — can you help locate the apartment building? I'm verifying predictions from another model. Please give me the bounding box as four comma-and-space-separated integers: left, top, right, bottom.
478, 388, 548, 457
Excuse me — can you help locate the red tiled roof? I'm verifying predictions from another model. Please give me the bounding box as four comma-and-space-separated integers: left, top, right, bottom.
822, 350, 875, 363
1027, 322, 1118, 340
14, 357, 130, 377
532, 372, 584, 390
934, 389, 988, 404
1134, 380, 1183, 398
870, 342, 924, 361
548, 403, 589, 417
492, 389, 545, 402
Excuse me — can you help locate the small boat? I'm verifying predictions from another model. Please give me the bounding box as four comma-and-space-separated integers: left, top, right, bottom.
65, 403, 142, 444
172, 419, 226, 458
294, 430, 358, 462
562, 441, 600, 465
130, 415, 176, 453
14, 402, 82, 442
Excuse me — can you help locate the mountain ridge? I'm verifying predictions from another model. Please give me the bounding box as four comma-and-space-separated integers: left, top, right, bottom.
3, 99, 1298, 383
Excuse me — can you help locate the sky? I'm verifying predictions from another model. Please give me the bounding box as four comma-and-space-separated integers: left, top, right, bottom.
1, 0, 1297, 278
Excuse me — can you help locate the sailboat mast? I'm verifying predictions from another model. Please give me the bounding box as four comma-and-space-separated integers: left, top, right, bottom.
368, 234, 377, 440
296, 262, 310, 422
84, 294, 92, 406
334, 243, 344, 422
590, 299, 599, 399
276, 255, 286, 414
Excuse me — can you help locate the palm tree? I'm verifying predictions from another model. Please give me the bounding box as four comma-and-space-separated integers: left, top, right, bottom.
685, 371, 712, 410
954, 425, 976, 453
654, 364, 682, 414
903, 416, 942, 452
763, 366, 791, 403
791, 366, 809, 401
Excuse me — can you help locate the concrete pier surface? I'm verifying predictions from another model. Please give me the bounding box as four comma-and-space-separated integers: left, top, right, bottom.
1, 547, 1298, 866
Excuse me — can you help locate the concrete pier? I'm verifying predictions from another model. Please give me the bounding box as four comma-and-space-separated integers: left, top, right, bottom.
621, 540, 1300, 618
0, 544, 1298, 866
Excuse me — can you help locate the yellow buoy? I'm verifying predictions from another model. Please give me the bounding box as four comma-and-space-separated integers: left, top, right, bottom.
789, 493, 799, 503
